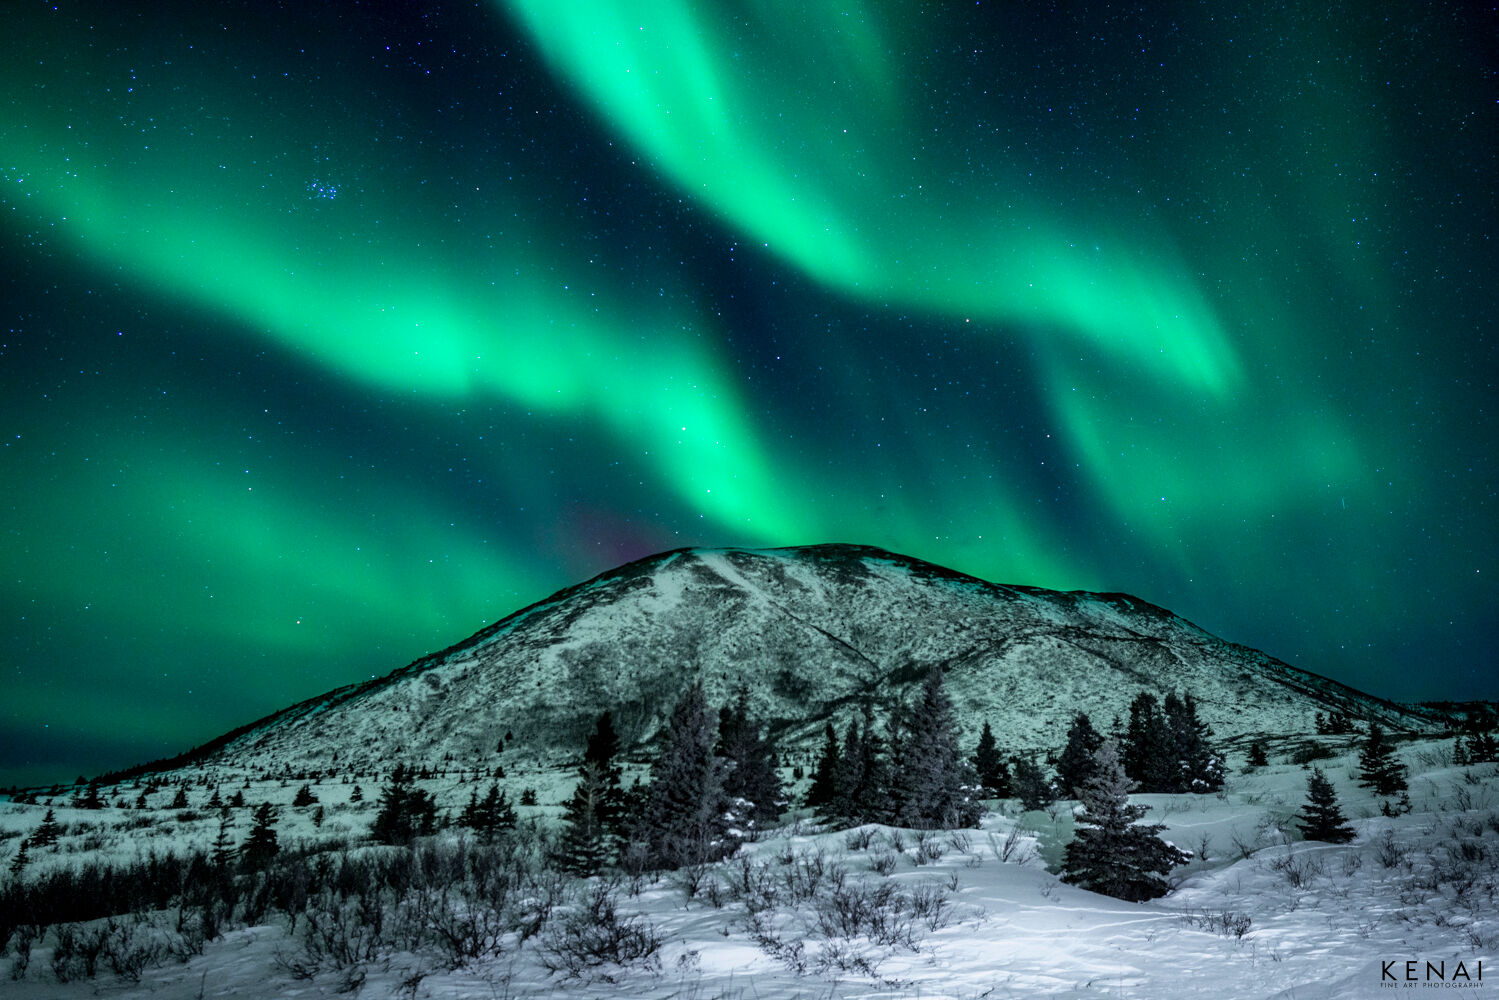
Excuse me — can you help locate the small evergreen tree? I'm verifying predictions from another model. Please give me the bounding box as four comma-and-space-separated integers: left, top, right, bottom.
971, 721, 1011, 797
9, 839, 29, 878
632, 682, 735, 870
460, 781, 516, 843
28, 808, 62, 849
1056, 712, 1104, 798
557, 762, 615, 874
1061, 741, 1190, 901
1164, 691, 1224, 793
886, 667, 982, 829
1011, 754, 1055, 812
371, 764, 437, 844
1246, 741, 1269, 770
1298, 768, 1355, 843
805, 722, 841, 809
228, 789, 246, 808
823, 718, 865, 824
79, 780, 104, 810
212, 811, 236, 867
1122, 692, 1173, 792
1357, 724, 1408, 795
292, 784, 318, 807
349, 784, 364, 804
717, 688, 783, 828
169, 786, 189, 809
242, 802, 279, 866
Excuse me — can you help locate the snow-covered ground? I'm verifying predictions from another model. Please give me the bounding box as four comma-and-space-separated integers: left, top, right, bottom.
2, 738, 1493, 998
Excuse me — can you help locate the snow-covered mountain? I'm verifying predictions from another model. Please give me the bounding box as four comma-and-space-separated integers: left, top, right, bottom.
188, 544, 1442, 777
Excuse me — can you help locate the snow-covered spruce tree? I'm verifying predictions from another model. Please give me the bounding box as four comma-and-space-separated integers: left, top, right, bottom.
292, 783, 318, 807
804, 722, 841, 809
1297, 768, 1355, 843
971, 720, 1011, 797
632, 681, 736, 870
1056, 711, 1104, 798
1062, 741, 1189, 902
1164, 691, 1224, 793
886, 666, 982, 829
371, 763, 437, 844
717, 687, 783, 828
1122, 692, 1173, 792
1357, 724, 1408, 795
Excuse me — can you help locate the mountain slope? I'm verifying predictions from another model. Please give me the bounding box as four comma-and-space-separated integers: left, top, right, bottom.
195, 544, 1443, 776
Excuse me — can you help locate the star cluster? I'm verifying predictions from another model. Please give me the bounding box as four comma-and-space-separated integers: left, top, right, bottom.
1, 0, 1494, 785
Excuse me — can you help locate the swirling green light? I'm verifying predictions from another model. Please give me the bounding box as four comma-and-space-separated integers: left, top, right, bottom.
502, 0, 1241, 395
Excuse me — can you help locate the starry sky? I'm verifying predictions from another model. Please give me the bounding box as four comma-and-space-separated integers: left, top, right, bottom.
2, 0, 1495, 788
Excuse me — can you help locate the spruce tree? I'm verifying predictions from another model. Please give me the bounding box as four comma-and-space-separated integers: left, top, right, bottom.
557, 762, 615, 874
1011, 754, 1055, 812
887, 667, 981, 829
28, 808, 61, 849
169, 786, 190, 809
242, 802, 279, 866
1246, 741, 1269, 770
822, 718, 864, 824
9, 839, 29, 878
1164, 691, 1224, 793
79, 780, 104, 810
292, 784, 318, 807
1357, 724, 1408, 795
971, 721, 1010, 797
461, 781, 516, 843
717, 687, 783, 827
633, 682, 735, 870
371, 764, 437, 844
349, 784, 364, 804
212, 811, 236, 867
1061, 741, 1189, 901
1122, 692, 1172, 792
805, 722, 841, 809
1056, 712, 1104, 798
1298, 768, 1355, 843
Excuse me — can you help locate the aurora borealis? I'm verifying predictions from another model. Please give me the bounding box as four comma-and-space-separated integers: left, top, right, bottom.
2, 1, 1494, 786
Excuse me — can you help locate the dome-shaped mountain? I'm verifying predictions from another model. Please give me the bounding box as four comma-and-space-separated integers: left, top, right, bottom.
186, 544, 1442, 777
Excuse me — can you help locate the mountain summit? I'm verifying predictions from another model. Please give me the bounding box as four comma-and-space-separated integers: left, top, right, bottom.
192, 544, 1440, 775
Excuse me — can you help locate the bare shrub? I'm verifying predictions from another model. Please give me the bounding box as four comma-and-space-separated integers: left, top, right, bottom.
844, 828, 878, 852
102, 917, 167, 982
1180, 908, 1253, 941
946, 830, 974, 856
867, 851, 899, 876
1268, 848, 1326, 889
989, 826, 1034, 865
51, 922, 109, 982
913, 830, 945, 866
907, 881, 955, 932
539, 882, 663, 981
7, 924, 37, 980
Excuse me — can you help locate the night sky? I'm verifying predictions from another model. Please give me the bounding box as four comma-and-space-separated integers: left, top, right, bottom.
2, 1, 1495, 788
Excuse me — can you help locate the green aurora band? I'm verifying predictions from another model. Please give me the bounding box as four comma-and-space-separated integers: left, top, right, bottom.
1, 1, 1493, 784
